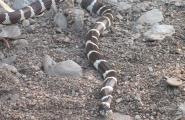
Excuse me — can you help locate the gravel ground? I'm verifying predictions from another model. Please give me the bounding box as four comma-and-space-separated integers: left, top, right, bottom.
1, 0, 185, 120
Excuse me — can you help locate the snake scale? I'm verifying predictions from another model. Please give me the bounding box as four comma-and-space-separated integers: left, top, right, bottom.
0, 0, 117, 117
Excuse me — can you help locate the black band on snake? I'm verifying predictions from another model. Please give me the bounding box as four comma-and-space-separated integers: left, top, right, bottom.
0, 0, 117, 117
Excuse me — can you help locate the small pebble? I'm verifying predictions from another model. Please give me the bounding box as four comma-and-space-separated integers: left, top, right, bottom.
116, 98, 123, 103
135, 115, 142, 120
22, 20, 30, 27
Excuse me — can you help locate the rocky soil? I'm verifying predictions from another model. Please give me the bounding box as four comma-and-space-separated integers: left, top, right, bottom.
1, 0, 185, 120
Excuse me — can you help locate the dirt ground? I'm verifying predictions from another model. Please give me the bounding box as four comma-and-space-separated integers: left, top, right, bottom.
1, 0, 185, 120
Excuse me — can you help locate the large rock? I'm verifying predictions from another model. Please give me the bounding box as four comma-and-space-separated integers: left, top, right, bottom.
13, 39, 29, 48
43, 55, 57, 75
54, 12, 68, 33
0, 63, 18, 73
116, 2, 132, 11
144, 24, 175, 40
2, 55, 17, 65
73, 8, 84, 32
0, 25, 21, 38
137, 9, 164, 25
53, 60, 82, 77
43, 55, 82, 77
13, 0, 36, 9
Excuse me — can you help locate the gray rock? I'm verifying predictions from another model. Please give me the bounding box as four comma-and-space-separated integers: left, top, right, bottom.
43, 55, 56, 75
166, 77, 183, 87
13, 39, 29, 48
148, 66, 153, 72
26, 25, 35, 33
43, 55, 82, 77
116, 98, 123, 103
54, 12, 68, 32
133, 24, 145, 32
2, 55, 17, 65
55, 48, 68, 54
73, 8, 84, 32
116, 2, 132, 11
134, 1, 153, 12
13, 0, 36, 9
0, 25, 21, 38
105, 0, 118, 4
135, 115, 142, 120
178, 103, 185, 115
137, 9, 164, 25
22, 19, 30, 27
75, 0, 83, 4
0, 63, 18, 73
0, 51, 4, 60
53, 60, 82, 77
144, 24, 175, 40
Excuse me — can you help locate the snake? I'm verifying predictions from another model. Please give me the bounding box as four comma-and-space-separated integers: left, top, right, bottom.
0, 0, 117, 117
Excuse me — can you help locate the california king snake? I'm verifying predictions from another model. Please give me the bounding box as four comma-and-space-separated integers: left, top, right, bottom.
0, 0, 117, 117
